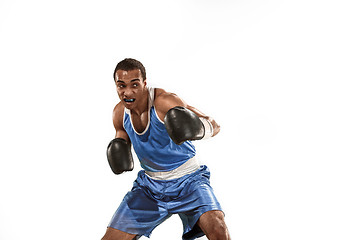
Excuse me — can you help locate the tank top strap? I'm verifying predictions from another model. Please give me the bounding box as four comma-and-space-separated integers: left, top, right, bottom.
148, 87, 155, 107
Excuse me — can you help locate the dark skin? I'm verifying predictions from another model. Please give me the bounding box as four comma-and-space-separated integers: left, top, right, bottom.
102, 69, 230, 240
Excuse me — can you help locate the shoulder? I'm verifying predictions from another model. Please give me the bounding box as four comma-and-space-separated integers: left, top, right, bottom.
154, 88, 187, 108
153, 88, 187, 121
113, 101, 125, 117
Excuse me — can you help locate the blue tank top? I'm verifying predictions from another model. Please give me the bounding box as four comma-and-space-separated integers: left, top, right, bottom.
123, 88, 196, 172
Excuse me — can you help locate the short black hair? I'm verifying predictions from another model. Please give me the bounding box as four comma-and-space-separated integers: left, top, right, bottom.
113, 58, 146, 81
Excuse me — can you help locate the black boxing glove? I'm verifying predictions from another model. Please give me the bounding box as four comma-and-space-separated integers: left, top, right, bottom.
164, 106, 213, 145
106, 138, 134, 174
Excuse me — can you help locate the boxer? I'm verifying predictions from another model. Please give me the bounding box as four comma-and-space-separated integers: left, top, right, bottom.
103, 58, 231, 240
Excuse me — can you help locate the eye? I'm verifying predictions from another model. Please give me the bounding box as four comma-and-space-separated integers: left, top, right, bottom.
117, 84, 126, 89
133, 83, 139, 87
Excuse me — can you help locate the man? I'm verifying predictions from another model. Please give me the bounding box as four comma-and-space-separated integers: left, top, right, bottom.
102, 58, 231, 240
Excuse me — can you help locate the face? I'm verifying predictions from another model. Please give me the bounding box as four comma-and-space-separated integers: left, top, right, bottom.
115, 69, 147, 110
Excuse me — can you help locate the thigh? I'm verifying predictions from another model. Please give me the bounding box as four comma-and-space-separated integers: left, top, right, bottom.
108, 186, 170, 238
102, 227, 137, 240
174, 167, 224, 239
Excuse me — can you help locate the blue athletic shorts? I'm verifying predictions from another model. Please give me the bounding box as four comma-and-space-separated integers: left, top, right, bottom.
108, 165, 223, 240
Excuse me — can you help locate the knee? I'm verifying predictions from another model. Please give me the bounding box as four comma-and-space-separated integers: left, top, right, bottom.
211, 222, 230, 240
101, 235, 108, 240
198, 211, 231, 240
101, 232, 111, 240
209, 216, 231, 240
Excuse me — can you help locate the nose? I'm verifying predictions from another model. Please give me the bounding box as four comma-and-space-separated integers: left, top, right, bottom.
123, 86, 133, 97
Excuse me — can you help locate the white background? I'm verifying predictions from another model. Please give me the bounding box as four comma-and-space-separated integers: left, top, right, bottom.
1, 0, 360, 239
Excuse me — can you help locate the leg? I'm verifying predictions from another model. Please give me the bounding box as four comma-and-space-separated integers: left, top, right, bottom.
104, 173, 172, 239
197, 210, 231, 240
175, 166, 228, 240
101, 227, 137, 240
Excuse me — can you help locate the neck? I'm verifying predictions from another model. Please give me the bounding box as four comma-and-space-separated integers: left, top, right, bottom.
131, 88, 149, 115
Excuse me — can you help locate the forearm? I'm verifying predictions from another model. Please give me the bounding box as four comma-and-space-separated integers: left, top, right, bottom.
186, 106, 220, 137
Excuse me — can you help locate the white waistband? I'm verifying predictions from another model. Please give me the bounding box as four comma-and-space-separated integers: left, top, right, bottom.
145, 157, 200, 180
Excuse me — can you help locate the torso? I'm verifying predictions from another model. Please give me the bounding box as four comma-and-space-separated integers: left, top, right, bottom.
121, 87, 196, 172
130, 110, 150, 133
127, 88, 166, 133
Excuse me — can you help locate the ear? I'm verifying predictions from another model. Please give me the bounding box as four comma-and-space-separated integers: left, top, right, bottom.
143, 79, 147, 87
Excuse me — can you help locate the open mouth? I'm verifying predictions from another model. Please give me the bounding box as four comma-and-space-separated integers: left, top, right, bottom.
124, 98, 135, 103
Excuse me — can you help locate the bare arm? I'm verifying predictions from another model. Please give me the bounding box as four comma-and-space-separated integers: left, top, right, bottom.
154, 89, 220, 137
186, 105, 221, 137
112, 102, 131, 142
106, 102, 133, 174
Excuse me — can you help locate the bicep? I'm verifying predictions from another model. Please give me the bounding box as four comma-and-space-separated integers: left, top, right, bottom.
155, 93, 187, 121
186, 105, 207, 118
155, 91, 206, 118
112, 104, 131, 142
